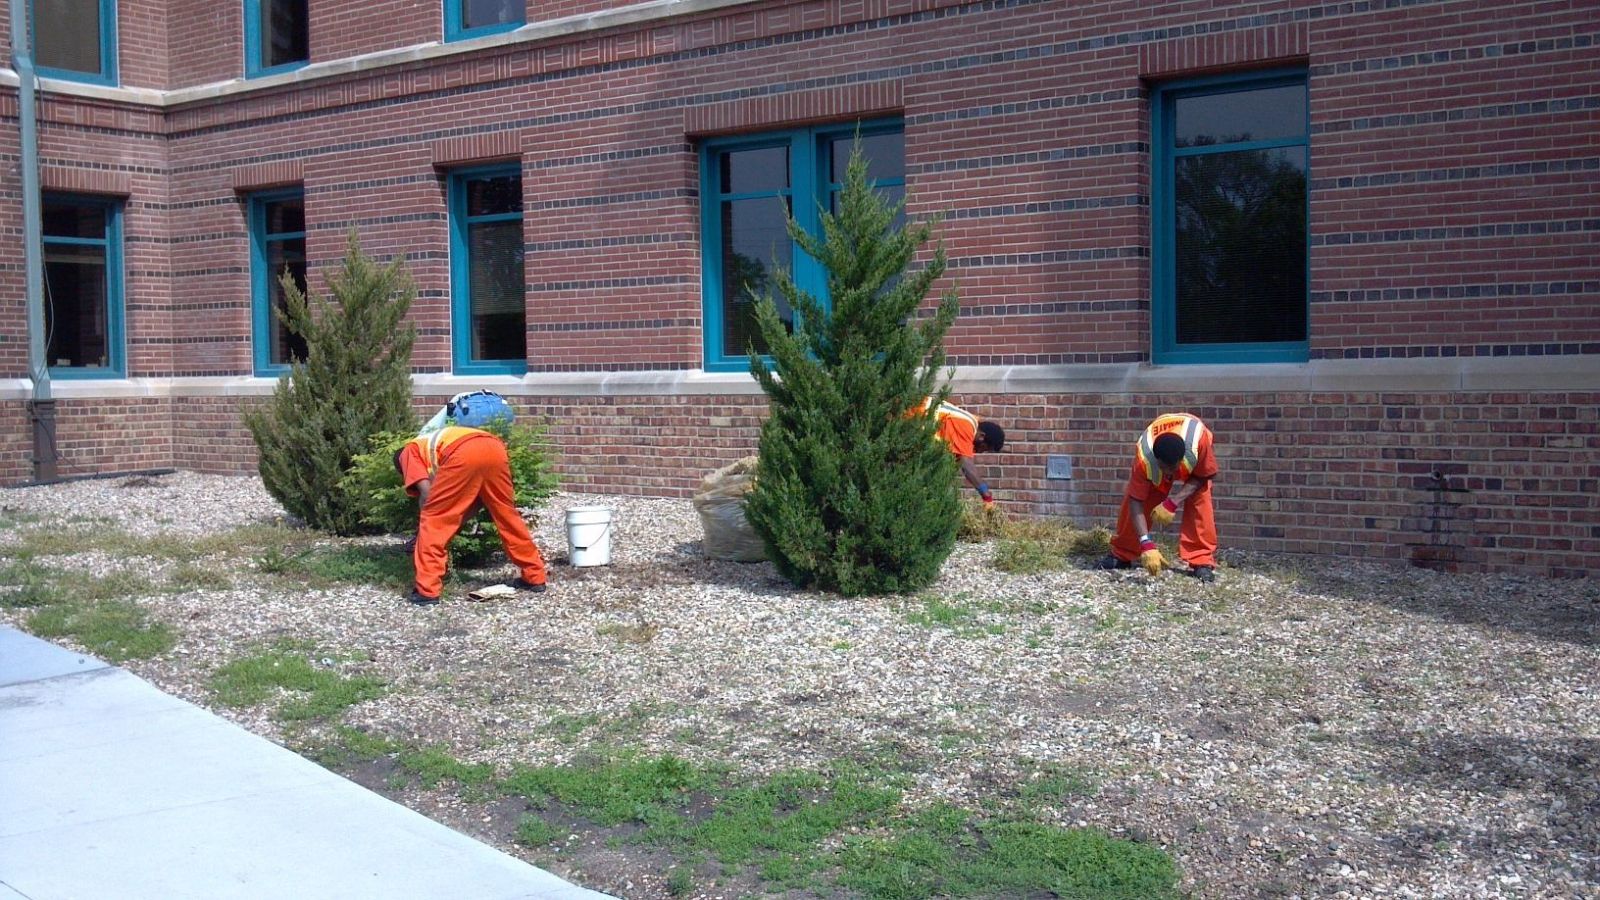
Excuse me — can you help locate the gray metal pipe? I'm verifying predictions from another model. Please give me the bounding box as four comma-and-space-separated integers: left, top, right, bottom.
10, 0, 48, 402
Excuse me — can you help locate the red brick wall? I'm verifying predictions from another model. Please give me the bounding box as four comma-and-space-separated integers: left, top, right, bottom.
1, 0, 1597, 577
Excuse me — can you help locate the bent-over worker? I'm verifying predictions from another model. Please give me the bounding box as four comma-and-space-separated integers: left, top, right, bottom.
395, 424, 548, 605
921, 397, 1006, 506
1101, 412, 1218, 582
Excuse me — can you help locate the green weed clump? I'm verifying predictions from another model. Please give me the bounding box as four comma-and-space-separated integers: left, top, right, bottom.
211, 642, 385, 721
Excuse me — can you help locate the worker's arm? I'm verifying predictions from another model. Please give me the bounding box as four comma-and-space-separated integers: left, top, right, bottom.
1127, 491, 1153, 539
415, 477, 433, 509
1161, 474, 1212, 510
958, 457, 993, 504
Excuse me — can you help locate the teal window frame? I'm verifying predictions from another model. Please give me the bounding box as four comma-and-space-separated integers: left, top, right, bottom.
444, 0, 523, 41
448, 163, 527, 375
1151, 68, 1310, 365
43, 194, 124, 379
244, 0, 309, 78
699, 119, 905, 372
248, 187, 307, 375
32, 0, 118, 85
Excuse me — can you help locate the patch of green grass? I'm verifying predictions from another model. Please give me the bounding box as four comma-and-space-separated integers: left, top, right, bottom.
1016, 766, 1099, 807
166, 561, 233, 592
397, 746, 494, 789
546, 711, 604, 743
310, 726, 402, 767
0, 560, 70, 608
838, 814, 1180, 900
903, 594, 1002, 637
516, 814, 561, 847
664, 865, 695, 896
502, 753, 710, 827
2, 522, 303, 565
27, 600, 176, 662
270, 545, 418, 590
211, 643, 385, 722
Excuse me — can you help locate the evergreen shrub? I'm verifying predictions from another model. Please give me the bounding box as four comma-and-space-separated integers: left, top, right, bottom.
245, 230, 417, 535
744, 142, 962, 596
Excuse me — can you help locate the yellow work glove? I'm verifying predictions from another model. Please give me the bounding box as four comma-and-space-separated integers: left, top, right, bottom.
1138, 537, 1165, 576
1150, 498, 1179, 527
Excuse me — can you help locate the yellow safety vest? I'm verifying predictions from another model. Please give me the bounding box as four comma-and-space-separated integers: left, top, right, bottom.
1137, 413, 1207, 484
410, 426, 487, 476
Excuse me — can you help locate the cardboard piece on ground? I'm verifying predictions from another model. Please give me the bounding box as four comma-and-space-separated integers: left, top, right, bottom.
466, 584, 517, 602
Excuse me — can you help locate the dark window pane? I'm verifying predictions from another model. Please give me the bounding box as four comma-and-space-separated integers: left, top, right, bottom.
262, 198, 304, 235
467, 175, 521, 217
829, 131, 905, 184
721, 196, 793, 356
43, 201, 106, 239
1174, 84, 1307, 148
266, 238, 307, 365
34, 0, 102, 75
831, 183, 906, 229
44, 243, 109, 368
468, 220, 525, 361
718, 146, 788, 195
262, 0, 309, 68
461, 0, 522, 31
1174, 146, 1307, 345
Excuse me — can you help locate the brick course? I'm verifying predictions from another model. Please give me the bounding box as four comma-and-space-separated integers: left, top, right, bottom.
1, 0, 1596, 577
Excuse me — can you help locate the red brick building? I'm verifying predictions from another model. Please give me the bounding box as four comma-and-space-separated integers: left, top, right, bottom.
2, 0, 1596, 576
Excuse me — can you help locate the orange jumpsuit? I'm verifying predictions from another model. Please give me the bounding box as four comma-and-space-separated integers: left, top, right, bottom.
1110, 413, 1219, 568
397, 426, 547, 599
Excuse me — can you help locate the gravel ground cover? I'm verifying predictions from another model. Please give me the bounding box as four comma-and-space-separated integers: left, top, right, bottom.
1, 471, 1595, 899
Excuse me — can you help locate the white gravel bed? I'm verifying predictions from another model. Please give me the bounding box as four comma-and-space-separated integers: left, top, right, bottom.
0, 472, 1595, 900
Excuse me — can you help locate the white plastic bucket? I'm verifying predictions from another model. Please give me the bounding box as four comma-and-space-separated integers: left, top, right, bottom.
566, 505, 615, 567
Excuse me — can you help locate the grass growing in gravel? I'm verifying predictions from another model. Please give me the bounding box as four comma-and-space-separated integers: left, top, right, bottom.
0, 560, 161, 609
313, 731, 1179, 899
26, 600, 176, 662
960, 503, 1114, 575
255, 544, 450, 592
2, 521, 303, 564
903, 594, 1005, 638
211, 642, 386, 721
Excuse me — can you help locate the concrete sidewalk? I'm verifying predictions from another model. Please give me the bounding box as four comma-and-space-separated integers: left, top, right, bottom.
0, 627, 614, 900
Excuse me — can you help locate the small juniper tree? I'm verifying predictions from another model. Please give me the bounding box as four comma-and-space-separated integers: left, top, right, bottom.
744, 143, 961, 596
245, 229, 417, 534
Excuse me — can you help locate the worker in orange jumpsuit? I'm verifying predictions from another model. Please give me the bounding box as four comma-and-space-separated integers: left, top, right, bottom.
395, 425, 548, 605
1101, 412, 1218, 582
920, 397, 1006, 505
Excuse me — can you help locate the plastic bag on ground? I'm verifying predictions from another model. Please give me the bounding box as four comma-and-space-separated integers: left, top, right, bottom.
693, 456, 767, 562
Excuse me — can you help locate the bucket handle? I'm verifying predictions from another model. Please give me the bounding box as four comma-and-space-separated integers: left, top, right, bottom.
570, 511, 617, 551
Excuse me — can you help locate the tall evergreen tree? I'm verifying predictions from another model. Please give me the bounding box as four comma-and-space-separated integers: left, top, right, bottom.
745, 143, 961, 596
245, 229, 417, 534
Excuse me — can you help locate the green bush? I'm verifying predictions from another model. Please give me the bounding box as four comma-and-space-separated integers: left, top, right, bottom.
745, 138, 962, 596
244, 230, 417, 535
342, 419, 559, 566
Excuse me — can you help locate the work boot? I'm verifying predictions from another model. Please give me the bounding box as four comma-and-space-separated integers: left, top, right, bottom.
1096, 554, 1132, 570
408, 589, 441, 606
1189, 565, 1216, 584
512, 577, 547, 593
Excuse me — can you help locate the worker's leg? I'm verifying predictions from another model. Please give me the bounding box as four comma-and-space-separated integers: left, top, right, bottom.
413, 454, 486, 598
1177, 482, 1218, 568
1109, 493, 1165, 562
471, 440, 547, 585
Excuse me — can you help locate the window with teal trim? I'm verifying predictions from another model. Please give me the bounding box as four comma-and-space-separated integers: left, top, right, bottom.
245, 0, 309, 77
1152, 70, 1309, 364
43, 195, 123, 377
249, 189, 308, 373
32, 0, 118, 85
449, 165, 526, 374
445, 0, 523, 41
700, 121, 905, 371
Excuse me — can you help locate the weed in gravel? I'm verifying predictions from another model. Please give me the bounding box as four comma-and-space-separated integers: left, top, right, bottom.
398, 746, 494, 789
503, 753, 710, 827
547, 711, 604, 744
27, 600, 176, 662
904, 594, 1004, 637
515, 814, 561, 848
993, 538, 1066, 575
211, 642, 385, 721
664, 865, 694, 896
166, 561, 233, 593
596, 616, 661, 645
0, 560, 69, 608
1016, 765, 1100, 807
271, 545, 417, 590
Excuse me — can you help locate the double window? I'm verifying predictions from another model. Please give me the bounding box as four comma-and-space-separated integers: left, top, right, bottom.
445, 0, 524, 41
43, 195, 123, 377
249, 190, 308, 374
448, 165, 526, 374
245, 0, 309, 77
1152, 70, 1310, 364
699, 121, 905, 371
32, 0, 117, 85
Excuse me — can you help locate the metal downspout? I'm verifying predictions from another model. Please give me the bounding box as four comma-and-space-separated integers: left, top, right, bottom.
9, 0, 57, 481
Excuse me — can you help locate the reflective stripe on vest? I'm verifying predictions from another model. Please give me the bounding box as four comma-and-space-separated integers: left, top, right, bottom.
930, 400, 978, 431
416, 426, 485, 476
1137, 414, 1206, 484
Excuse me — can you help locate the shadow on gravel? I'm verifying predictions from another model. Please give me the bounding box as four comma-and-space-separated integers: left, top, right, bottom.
1365, 731, 1599, 881
1228, 553, 1600, 648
